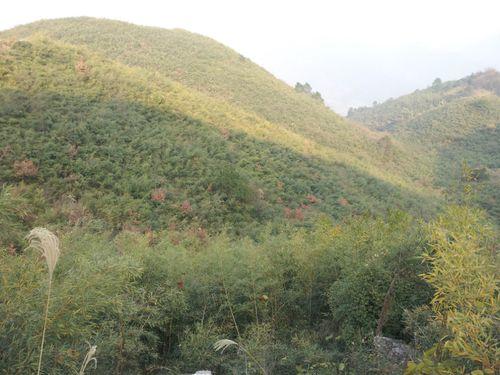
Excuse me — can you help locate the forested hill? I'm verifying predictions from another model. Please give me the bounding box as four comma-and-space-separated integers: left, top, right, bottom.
1, 17, 375, 153
348, 70, 500, 221
0, 18, 437, 181
0, 18, 442, 240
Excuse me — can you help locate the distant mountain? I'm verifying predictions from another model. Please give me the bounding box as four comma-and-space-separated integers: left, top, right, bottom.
348, 70, 500, 220
0, 18, 441, 234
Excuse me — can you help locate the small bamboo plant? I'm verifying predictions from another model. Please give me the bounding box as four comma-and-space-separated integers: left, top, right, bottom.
214, 339, 267, 374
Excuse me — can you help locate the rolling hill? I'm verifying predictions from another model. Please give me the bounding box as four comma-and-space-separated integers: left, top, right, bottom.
348, 70, 500, 220
0, 18, 442, 237
1, 17, 378, 158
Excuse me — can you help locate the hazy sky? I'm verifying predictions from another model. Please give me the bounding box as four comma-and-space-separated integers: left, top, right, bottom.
2, 0, 500, 113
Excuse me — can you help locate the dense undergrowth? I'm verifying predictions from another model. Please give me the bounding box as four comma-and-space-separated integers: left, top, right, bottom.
1, 18, 444, 190
1, 185, 497, 374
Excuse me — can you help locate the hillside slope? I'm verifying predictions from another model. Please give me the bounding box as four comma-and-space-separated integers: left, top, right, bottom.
348, 70, 500, 220
1, 18, 363, 147
0, 36, 441, 237
1, 17, 433, 181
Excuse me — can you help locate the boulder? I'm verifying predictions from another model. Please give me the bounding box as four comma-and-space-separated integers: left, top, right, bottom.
373, 335, 415, 365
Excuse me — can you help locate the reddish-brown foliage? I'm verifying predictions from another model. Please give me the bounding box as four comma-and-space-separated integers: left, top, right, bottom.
294, 208, 304, 221
220, 128, 230, 140
151, 188, 167, 202
283, 207, 292, 219
306, 194, 318, 204
75, 57, 89, 74
181, 200, 192, 214
196, 227, 207, 242
7, 243, 16, 256
338, 197, 349, 207
13, 159, 38, 178
0, 41, 12, 53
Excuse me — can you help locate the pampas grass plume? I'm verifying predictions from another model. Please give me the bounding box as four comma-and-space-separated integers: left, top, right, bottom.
26, 227, 61, 375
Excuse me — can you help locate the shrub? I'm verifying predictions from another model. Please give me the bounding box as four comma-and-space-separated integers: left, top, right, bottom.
14, 159, 38, 178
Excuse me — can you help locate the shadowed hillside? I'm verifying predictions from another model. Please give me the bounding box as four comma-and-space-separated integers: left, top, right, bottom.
1, 18, 436, 181
0, 19, 443, 236
0, 37, 440, 239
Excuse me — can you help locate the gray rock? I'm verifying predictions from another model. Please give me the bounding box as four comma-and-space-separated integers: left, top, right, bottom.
373, 335, 415, 365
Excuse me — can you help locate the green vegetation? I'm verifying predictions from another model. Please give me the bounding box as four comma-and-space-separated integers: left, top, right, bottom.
0, 192, 429, 374
405, 206, 498, 374
0, 18, 358, 149
2, 189, 496, 373
294, 82, 325, 103
0, 36, 440, 242
348, 71, 500, 222
0, 18, 498, 374
0, 18, 441, 186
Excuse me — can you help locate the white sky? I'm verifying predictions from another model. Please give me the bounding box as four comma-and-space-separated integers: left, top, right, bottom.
2, 0, 500, 113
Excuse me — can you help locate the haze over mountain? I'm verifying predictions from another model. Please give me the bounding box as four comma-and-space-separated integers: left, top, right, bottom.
285, 34, 500, 113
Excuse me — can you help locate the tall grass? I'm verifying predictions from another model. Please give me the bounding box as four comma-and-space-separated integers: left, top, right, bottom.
214, 339, 268, 374
79, 342, 97, 375
26, 228, 61, 375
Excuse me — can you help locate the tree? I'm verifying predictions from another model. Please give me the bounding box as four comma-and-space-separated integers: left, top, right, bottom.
311, 91, 324, 104
295, 82, 324, 103
432, 78, 442, 87
294, 82, 312, 94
